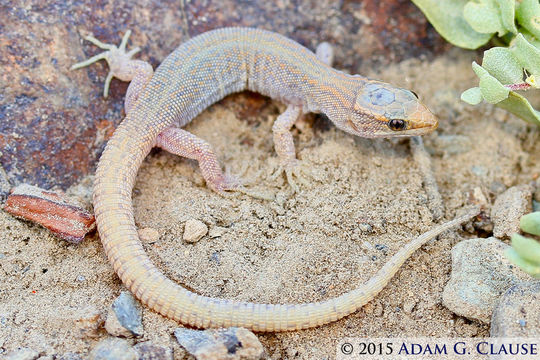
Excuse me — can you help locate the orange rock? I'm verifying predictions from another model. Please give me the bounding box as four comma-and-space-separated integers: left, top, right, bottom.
3, 184, 95, 243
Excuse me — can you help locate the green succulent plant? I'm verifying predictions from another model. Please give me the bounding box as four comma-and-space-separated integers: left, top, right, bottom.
505, 212, 540, 278
411, 0, 540, 126
411, 0, 540, 277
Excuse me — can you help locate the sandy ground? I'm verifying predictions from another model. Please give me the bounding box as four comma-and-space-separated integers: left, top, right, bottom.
1, 47, 539, 359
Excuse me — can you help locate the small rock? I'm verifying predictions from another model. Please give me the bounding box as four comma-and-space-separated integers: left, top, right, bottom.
491, 281, 540, 337
5, 348, 39, 360
403, 299, 416, 314
208, 226, 227, 238
3, 184, 96, 243
174, 327, 264, 360
138, 228, 160, 243
73, 307, 104, 338
358, 223, 373, 233
105, 291, 143, 338
443, 237, 532, 323
133, 342, 173, 360
183, 219, 208, 243
90, 338, 137, 360
491, 184, 533, 238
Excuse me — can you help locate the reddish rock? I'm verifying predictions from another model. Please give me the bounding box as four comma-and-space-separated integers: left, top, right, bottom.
3, 184, 95, 243
0, 0, 447, 190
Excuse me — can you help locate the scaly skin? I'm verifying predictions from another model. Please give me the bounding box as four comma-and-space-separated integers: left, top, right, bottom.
73, 27, 477, 331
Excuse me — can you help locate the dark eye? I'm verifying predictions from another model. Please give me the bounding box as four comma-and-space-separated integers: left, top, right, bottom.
411, 91, 419, 99
388, 119, 407, 131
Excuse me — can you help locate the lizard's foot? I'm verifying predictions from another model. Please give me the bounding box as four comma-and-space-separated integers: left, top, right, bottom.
209, 173, 274, 201
71, 30, 144, 98
207, 173, 243, 197
271, 159, 312, 193
156, 127, 272, 200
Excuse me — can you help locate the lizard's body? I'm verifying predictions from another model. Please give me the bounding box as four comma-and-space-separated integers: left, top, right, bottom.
73, 28, 476, 331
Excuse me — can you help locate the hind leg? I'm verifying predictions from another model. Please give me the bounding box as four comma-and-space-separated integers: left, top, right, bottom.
155, 127, 240, 195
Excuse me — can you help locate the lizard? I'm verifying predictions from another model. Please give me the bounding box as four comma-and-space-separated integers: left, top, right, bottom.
72, 27, 478, 331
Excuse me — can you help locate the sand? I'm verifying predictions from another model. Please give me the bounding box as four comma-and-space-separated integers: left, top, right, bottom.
1, 47, 539, 359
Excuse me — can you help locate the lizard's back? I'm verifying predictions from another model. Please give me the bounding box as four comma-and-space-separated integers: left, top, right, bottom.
137, 27, 346, 131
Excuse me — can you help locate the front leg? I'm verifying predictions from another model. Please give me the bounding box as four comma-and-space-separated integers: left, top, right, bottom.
272, 105, 309, 192
271, 41, 335, 192
71, 30, 153, 114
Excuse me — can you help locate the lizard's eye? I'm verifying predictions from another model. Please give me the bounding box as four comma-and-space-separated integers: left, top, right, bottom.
388, 119, 407, 131
411, 91, 419, 99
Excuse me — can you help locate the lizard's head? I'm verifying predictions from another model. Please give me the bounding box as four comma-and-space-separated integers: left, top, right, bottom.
330, 80, 438, 138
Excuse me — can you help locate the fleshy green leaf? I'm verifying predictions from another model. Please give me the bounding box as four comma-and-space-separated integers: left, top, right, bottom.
520, 212, 540, 236
496, 91, 540, 125
464, 0, 516, 36
518, 27, 540, 48
510, 33, 540, 76
411, 0, 492, 49
482, 47, 523, 84
516, 0, 540, 39
499, 0, 518, 35
511, 233, 540, 264
505, 248, 540, 278
472, 62, 510, 103
461, 87, 483, 105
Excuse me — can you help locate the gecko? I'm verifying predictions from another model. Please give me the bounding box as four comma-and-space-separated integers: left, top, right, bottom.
72, 27, 478, 331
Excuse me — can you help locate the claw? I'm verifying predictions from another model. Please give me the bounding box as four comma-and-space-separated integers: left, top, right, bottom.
71, 30, 141, 98
207, 174, 242, 198
207, 174, 273, 200
272, 159, 312, 193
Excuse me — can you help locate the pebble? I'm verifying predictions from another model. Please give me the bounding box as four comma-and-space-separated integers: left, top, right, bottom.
105, 291, 143, 338
73, 307, 103, 338
491, 281, 540, 337
174, 327, 264, 360
133, 342, 173, 360
138, 227, 160, 243
442, 237, 532, 323
208, 226, 227, 238
90, 338, 137, 360
491, 184, 533, 238
5, 348, 39, 360
358, 223, 373, 233
403, 299, 417, 314
183, 219, 208, 243
3, 183, 96, 243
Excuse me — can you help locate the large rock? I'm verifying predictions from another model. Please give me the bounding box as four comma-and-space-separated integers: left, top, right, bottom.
1, 0, 446, 190
491, 184, 533, 238
105, 291, 143, 338
174, 327, 264, 360
90, 338, 137, 360
443, 237, 532, 323
5, 348, 39, 360
491, 281, 540, 337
